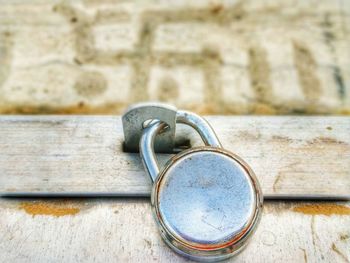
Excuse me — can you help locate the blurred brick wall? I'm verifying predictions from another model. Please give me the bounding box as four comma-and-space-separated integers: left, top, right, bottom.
0, 0, 349, 114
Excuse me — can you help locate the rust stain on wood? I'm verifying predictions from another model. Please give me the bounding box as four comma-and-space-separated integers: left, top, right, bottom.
293, 204, 350, 216
20, 201, 80, 217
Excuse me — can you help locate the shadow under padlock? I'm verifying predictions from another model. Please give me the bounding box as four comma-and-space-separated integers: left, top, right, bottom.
122, 102, 263, 262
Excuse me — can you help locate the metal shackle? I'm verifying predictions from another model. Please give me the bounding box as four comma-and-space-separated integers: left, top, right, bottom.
140, 110, 221, 182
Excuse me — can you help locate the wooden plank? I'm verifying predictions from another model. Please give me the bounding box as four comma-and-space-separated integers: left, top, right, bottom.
0, 199, 349, 262
0, 116, 349, 199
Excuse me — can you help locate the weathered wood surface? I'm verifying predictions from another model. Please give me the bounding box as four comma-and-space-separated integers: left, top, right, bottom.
0, 199, 349, 262
0, 0, 349, 115
0, 116, 349, 199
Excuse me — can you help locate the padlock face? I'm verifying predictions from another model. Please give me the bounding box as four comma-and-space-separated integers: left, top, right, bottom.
151, 147, 263, 261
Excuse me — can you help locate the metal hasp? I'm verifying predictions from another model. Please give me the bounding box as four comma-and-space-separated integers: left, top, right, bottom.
122, 102, 177, 153
137, 105, 263, 262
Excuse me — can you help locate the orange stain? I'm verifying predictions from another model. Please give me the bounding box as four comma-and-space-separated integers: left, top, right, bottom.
292, 204, 350, 216
20, 202, 80, 217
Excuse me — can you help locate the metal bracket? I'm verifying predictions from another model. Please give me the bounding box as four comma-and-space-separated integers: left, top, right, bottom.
122, 102, 177, 153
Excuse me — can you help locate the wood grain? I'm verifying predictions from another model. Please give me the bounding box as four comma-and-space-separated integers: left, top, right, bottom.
0, 116, 349, 199
0, 199, 349, 262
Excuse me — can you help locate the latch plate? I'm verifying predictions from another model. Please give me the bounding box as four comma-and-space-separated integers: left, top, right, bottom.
122, 102, 177, 153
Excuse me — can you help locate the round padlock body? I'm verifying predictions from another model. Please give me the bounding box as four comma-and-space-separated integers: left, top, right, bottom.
152, 147, 263, 261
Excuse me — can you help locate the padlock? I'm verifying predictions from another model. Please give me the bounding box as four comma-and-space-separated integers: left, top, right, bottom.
139, 109, 263, 262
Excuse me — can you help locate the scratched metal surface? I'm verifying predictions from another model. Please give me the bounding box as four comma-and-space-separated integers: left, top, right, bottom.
156, 150, 259, 242
0, 199, 349, 262
0, 116, 349, 198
